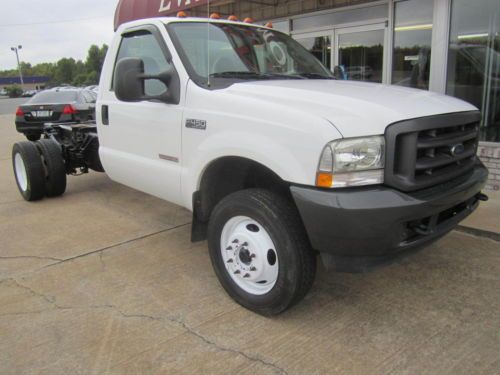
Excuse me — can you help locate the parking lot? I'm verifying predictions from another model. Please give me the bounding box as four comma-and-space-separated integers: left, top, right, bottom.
0, 106, 499, 374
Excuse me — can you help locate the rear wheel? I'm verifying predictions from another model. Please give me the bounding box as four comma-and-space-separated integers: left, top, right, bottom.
12, 141, 45, 201
208, 189, 316, 315
36, 139, 67, 197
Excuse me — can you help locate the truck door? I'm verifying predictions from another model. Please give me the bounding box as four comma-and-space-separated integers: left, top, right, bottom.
98, 26, 183, 205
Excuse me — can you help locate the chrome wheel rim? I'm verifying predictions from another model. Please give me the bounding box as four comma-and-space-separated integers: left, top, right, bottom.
14, 153, 28, 192
220, 216, 279, 295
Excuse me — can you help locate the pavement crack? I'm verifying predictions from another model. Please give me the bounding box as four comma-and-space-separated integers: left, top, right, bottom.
1, 278, 69, 310
38, 222, 191, 271
0, 255, 63, 262
0, 281, 287, 375
167, 316, 289, 375
99, 252, 106, 271
114, 309, 288, 375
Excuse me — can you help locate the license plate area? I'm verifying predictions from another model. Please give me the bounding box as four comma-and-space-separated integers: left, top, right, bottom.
34, 110, 52, 118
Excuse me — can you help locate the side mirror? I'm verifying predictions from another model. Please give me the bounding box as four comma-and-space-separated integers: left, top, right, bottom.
114, 57, 179, 103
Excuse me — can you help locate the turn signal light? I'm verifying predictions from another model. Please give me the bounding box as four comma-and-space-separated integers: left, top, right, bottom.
177, 11, 187, 18
15, 107, 24, 117
316, 173, 333, 188
210, 13, 221, 19
228, 15, 238, 21
62, 104, 77, 115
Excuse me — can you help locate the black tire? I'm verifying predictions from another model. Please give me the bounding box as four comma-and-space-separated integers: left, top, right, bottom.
12, 141, 45, 201
208, 188, 316, 316
36, 139, 67, 197
26, 134, 41, 142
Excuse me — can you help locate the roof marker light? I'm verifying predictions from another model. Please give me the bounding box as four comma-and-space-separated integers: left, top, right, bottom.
264, 22, 273, 28
210, 13, 221, 19
177, 11, 187, 18
228, 15, 238, 21
243, 17, 254, 23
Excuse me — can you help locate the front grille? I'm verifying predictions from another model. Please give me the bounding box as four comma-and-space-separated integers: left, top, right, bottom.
385, 111, 481, 192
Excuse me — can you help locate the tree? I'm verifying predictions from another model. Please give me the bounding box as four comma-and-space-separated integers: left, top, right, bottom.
54, 58, 76, 84
0, 43, 108, 86
85, 44, 108, 79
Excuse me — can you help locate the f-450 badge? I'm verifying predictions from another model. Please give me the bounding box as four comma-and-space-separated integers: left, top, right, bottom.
186, 119, 207, 130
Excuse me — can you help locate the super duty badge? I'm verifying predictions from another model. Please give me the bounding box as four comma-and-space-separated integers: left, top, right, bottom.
186, 119, 207, 130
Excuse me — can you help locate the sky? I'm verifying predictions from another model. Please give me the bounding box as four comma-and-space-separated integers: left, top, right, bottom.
0, 0, 119, 71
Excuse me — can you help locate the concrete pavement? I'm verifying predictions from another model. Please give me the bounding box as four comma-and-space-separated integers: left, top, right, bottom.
0, 97, 28, 115
0, 114, 498, 374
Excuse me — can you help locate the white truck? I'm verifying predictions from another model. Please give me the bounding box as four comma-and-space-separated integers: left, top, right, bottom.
12, 17, 488, 315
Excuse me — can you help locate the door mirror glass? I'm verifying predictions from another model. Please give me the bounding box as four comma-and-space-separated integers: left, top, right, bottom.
114, 57, 175, 103
114, 58, 147, 102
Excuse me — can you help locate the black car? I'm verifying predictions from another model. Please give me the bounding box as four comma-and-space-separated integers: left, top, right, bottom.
15, 88, 97, 141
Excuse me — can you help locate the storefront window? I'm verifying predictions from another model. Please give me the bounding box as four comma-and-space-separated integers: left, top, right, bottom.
292, 5, 387, 32
392, 0, 433, 89
447, 0, 500, 142
338, 29, 384, 83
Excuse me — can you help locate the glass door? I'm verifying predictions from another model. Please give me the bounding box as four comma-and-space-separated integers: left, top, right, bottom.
294, 31, 333, 71
334, 24, 387, 83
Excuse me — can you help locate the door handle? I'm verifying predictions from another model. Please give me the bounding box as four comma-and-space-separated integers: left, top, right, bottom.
102, 105, 109, 125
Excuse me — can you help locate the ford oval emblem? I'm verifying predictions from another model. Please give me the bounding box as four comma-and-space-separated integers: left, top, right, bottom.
450, 143, 465, 156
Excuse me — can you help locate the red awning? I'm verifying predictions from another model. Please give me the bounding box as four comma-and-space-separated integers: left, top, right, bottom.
114, 0, 210, 30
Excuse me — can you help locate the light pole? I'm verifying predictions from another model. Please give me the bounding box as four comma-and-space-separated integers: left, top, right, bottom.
10, 45, 24, 91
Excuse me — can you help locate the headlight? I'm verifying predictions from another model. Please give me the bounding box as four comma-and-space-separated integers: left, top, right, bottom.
316, 136, 385, 188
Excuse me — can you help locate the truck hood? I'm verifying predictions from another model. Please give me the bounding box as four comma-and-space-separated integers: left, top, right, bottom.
225, 80, 477, 138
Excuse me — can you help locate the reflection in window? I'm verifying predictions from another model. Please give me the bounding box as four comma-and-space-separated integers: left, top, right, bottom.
116, 31, 170, 96
296, 36, 331, 70
447, 0, 500, 142
392, 0, 433, 89
338, 30, 384, 83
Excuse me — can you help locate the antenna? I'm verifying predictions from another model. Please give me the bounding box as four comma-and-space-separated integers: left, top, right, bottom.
207, 0, 211, 87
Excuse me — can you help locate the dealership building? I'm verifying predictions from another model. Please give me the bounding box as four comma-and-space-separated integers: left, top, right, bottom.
124, 0, 500, 189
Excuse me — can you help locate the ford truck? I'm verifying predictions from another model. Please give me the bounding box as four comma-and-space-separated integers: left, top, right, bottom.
11, 17, 488, 315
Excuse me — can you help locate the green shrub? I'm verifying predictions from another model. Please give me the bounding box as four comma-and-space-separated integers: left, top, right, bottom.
6, 85, 23, 98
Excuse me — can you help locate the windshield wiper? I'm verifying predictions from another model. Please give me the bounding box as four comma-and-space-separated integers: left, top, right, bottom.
210, 71, 267, 79
293, 73, 335, 80
210, 71, 303, 80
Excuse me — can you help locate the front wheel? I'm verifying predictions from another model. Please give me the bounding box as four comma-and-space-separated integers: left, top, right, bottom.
208, 189, 316, 315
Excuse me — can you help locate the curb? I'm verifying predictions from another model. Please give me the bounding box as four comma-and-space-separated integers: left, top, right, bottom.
456, 225, 500, 241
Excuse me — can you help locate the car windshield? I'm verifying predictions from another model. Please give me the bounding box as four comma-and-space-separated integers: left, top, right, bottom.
29, 91, 78, 104
168, 22, 334, 86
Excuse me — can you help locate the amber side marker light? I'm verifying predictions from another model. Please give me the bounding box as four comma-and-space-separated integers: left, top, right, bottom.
177, 11, 187, 18
316, 173, 333, 188
228, 15, 238, 21
210, 13, 221, 19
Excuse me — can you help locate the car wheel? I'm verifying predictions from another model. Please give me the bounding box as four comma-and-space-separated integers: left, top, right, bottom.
26, 134, 41, 142
208, 188, 316, 315
36, 139, 67, 197
12, 141, 45, 201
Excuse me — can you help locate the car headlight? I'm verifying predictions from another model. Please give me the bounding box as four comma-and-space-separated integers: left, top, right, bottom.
316, 136, 385, 188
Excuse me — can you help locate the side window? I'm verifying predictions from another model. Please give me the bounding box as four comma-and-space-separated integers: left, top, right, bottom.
115, 30, 171, 97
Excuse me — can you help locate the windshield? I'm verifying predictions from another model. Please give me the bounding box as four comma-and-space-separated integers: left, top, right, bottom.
167, 22, 334, 87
